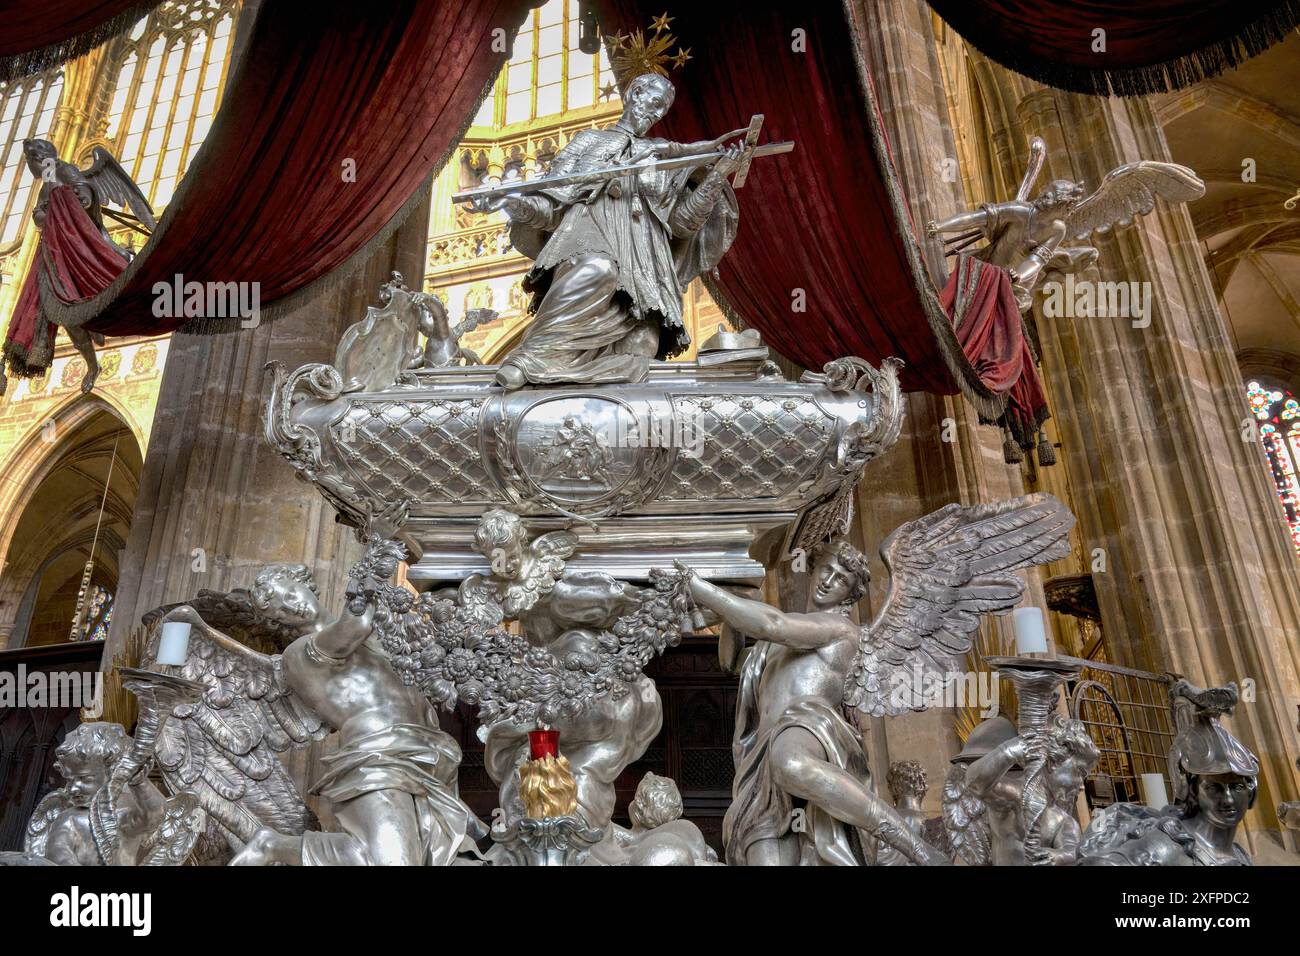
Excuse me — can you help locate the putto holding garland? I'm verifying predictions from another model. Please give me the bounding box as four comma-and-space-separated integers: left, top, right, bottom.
14, 27, 1291, 883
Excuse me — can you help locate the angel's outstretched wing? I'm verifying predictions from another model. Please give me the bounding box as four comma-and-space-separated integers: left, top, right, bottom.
452, 307, 498, 339
1065, 162, 1203, 242
843, 493, 1074, 716
22, 791, 73, 857
942, 764, 991, 866
144, 607, 327, 848
82, 146, 156, 229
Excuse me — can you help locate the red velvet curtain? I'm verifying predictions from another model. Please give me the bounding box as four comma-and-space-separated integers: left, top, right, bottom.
0, 1, 159, 83
1, 187, 126, 389
38, 0, 530, 339
595, 0, 992, 402
928, 0, 1299, 96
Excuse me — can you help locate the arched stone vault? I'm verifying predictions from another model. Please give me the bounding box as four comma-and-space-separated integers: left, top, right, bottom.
0, 397, 142, 648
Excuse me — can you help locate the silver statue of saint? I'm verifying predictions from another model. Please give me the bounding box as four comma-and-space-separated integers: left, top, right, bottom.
472, 73, 750, 389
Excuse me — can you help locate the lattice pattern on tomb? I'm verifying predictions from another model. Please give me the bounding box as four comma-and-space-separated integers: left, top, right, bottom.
331, 399, 501, 505
664, 394, 834, 501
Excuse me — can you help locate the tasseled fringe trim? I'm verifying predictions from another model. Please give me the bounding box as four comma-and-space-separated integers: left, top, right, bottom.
0, 4, 161, 84
1, 317, 56, 392
938, 0, 1300, 97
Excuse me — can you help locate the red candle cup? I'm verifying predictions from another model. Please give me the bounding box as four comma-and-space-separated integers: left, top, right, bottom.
528, 728, 560, 761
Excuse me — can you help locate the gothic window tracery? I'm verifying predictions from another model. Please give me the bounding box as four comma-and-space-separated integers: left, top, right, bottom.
103, 0, 238, 209
480, 0, 619, 129
0, 70, 64, 248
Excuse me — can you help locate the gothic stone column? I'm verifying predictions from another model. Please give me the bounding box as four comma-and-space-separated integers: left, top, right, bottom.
849, 0, 1068, 812
105, 192, 432, 658
1002, 81, 1300, 843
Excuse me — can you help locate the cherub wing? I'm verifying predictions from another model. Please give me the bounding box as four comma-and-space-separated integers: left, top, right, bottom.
452, 307, 498, 339
843, 493, 1074, 716
532, 529, 579, 561
144, 607, 327, 847
142, 588, 303, 654
941, 764, 991, 866
1065, 161, 1203, 242
81, 146, 157, 229
23, 791, 75, 857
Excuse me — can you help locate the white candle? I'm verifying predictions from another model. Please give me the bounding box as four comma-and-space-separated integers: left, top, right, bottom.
156, 621, 192, 666
1140, 772, 1169, 809
1012, 607, 1048, 655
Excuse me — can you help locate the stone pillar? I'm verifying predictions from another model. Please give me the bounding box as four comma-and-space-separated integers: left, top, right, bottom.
849, 0, 1066, 812
105, 192, 432, 659
970, 66, 1300, 842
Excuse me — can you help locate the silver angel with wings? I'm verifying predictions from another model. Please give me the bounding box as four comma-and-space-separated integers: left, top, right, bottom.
144, 536, 477, 866
927, 135, 1204, 311
24, 138, 156, 248
679, 492, 1073, 866
19, 138, 157, 393
23, 670, 207, 866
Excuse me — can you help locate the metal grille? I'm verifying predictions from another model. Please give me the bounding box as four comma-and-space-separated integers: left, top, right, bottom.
1062, 655, 1177, 809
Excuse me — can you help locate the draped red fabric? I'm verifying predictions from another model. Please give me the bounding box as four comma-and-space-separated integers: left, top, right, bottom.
595, 0, 979, 398
1, 187, 126, 390
942, 255, 1046, 444
34, 0, 529, 342
0, 1, 159, 82
928, 0, 1299, 96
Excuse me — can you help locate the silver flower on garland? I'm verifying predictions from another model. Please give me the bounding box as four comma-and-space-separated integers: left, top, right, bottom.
377, 568, 700, 727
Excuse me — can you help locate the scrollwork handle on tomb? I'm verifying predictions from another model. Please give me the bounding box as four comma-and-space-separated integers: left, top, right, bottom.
793, 356, 904, 550
264, 361, 362, 514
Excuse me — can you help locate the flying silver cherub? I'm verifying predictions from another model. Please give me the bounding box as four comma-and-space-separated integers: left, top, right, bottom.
926, 136, 1204, 311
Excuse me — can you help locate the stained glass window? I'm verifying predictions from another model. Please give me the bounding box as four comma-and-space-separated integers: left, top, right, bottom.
482, 0, 618, 128
1247, 379, 1300, 553
78, 584, 114, 642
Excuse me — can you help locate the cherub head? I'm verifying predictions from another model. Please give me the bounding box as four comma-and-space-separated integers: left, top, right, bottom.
1032, 179, 1085, 214
809, 539, 871, 609
622, 73, 675, 136
53, 722, 129, 808
22, 138, 57, 175
474, 508, 529, 580
887, 760, 928, 808
628, 772, 684, 831
1043, 715, 1100, 804
251, 563, 321, 626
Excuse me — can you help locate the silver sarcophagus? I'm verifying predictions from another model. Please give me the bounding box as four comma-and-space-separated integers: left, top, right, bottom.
266, 311, 901, 588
